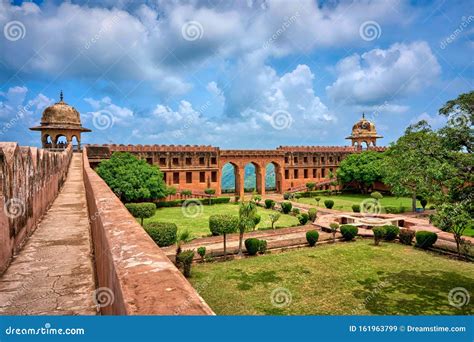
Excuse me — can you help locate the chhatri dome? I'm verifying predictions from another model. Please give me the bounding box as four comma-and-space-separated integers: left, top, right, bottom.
30, 91, 91, 149
346, 113, 382, 148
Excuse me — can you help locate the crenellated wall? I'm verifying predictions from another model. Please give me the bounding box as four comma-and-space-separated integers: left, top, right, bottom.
82, 148, 214, 315
0, 143, 72, 273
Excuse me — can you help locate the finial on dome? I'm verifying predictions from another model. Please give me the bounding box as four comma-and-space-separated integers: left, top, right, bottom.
362, 112, 365, 119
60, 90, 63, 102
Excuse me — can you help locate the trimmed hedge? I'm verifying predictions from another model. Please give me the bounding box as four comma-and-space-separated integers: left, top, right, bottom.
384, 206, 407, 214
383, 225, 400, 241
280, 202, 292, 214
340, 225, 358, 241
245, 238, 261, 256
306, 230, 319, 246
399, 229, 415, 245
258, 239, 268, 254
373, 226, 386, 246
197, 246, 206, 259
352, 204, 360, 213
295, 190, 331, 198
209, 214, 239, 236
156, 197, 231, 208
324, 200, 334, 209
292, 208, 301, 215
176, 250, 194, 277
265, 199, 275, 209
415, 231, 438, 249
125, 202, 156, 225
308, 208, 317, 222
143, 222, 178, 247
298, 213, 309, 225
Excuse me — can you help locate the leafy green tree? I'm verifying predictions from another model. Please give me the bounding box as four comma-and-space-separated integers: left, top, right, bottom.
306, 182, 316, 191
237, 198, 258, 256
124, 203, 156, 226
209, 214, 239, 259
336, 151, 383, 193
96, 152, 170, 202
269, 213, 280, 230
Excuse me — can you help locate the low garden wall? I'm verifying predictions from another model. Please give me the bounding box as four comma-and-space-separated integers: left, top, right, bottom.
0, 143, 72, 273
82, 148, 214, 315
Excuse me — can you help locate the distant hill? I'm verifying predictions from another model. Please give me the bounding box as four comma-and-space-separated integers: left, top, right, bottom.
221, 164, 275, 190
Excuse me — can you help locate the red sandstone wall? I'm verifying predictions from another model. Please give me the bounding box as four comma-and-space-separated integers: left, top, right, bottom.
0, 143, 72, 273
82, 148, 214, 315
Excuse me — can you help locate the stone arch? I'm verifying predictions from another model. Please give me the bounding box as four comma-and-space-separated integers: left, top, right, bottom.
265, 161, 283, 193
55, 134, 68, 149
71, 135, 80, 150
221, 162, 239, 194
42, 134, 53, 148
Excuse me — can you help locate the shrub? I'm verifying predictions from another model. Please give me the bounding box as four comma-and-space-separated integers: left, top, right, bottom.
253, 214, 261, 228
306, 230, 319, 246
420, 198, 428, 209
265, 199, 275, 209
370, 191, 383, 200
245, 238, 260, 256
294, 193, 302, 200
269, 213, 281, 229
144, 222, 178, 247
283, 193, 291, 200
197, 246, 206, 261
298, 213, 309, 225
292, 207, 301, 215
399, 229, 415, 245
125, 202, 156, 225
329, 222, 339, 242
253, 195, 262, 204
176, 250, 194, 278
258, 239, 267, 254
210, 197, 231, 204
181, 190, 192, 196
340, 225, 358, 241
308, 208, 317, 222
352, 204, 360, 213
415, 231, 438, 249
280, 202, 292, 214
383, 225, 400, 241
324, 199, 334, 209
373, 226, 386, 246
315, 197, 321, 206
306, 182, 316, 191
429, 205, 436, 210
204, 188, 216, 195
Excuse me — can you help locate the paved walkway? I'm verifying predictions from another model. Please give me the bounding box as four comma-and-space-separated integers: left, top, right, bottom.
0, 153, 96, 315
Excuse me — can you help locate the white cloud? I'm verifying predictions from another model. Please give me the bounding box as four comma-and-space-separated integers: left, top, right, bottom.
84, 96, 134, 125
326, 41, 441, 105
410, 112, 447, 129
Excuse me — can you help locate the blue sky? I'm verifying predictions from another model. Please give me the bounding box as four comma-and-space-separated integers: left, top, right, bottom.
0, 0, 472, 148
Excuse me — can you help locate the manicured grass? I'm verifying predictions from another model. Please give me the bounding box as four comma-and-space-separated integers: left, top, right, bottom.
190, 240, 474, 315
463, 227, 474, 238
144, 203, 300, 239
296, 193, 424, 212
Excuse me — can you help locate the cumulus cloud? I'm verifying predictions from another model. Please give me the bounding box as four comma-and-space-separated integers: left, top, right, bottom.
326, 41, 441, 105
84, 96, 134, 126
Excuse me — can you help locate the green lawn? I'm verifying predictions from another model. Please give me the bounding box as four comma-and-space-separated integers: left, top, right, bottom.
463, 227, 474, 238
144, 203, 300, 239
296, 193, 424, 212
190, 240, 474, 315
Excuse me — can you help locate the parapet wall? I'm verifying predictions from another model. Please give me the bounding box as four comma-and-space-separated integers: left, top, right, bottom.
0, 143, 72, 273
82, 148, 214, 315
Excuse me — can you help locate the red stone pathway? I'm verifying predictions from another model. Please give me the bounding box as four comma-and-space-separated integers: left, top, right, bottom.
0, 153, 96, 315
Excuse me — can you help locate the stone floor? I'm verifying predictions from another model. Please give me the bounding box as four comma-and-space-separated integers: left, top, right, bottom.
0, 153, 96, 315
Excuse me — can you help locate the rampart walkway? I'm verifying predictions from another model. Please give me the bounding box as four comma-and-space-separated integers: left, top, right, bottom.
0, 153, 96, 315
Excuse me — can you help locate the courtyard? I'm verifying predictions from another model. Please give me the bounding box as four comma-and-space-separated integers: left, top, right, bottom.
189, 240, 474, 315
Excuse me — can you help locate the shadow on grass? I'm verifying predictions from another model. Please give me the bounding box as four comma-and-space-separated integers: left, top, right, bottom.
227, 269, 282, 291
354, 270, 474, 315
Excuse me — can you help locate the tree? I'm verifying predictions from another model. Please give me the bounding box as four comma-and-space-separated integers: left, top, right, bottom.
209, 214, 239, 259
306, 182, 316, 191
329, 222, 339, 243
269, 213, 280, 230
431, 202, 473, 256
336, 151, 383, 193
204, 188, 215, 205
96, 152, 170, 202
382, 122, 455, 212
124, 203, 156, 226
237, 198, 258, 256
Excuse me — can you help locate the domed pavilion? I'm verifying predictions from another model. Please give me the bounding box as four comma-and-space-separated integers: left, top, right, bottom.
30, 91, 91, 150
345, 113, 382, 148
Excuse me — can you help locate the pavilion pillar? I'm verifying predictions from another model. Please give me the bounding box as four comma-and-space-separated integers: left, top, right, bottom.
255, 165, 265, 196
235, 166, 244, 199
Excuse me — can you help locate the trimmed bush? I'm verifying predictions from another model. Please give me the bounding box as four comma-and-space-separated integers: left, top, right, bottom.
306, 182, 316, 191
176, 250, 194, 278
324, 199, 334, 209
197, 246, 206, 261
253, 214, 261, 227
420, 198, 428, 209
373, 226, 386, 246
383, 225, 400, 241
294, 193, 302, 200
211, 197, 231, 204
204, 188, 216, 195
352, 204, 360, 213
280, 202, 292, 214
315, 197, 321, 206
370, 191, 383, 200
308, 208, 317, 222
415, 231, 438, 249
292, 207, 301, 215
209, 214, 239, 236
258, 239, 267, 254
283, 193, 291, 200
245, 238, 260, 256
306, 230, 319, 247
340, 225, 358, 241
125, 202, 156, 225
298, 213, 309, 225
399, 229, 415, 245
265, 199, 275, 209
144, 222, 178, 247
181, 190, 192, 196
